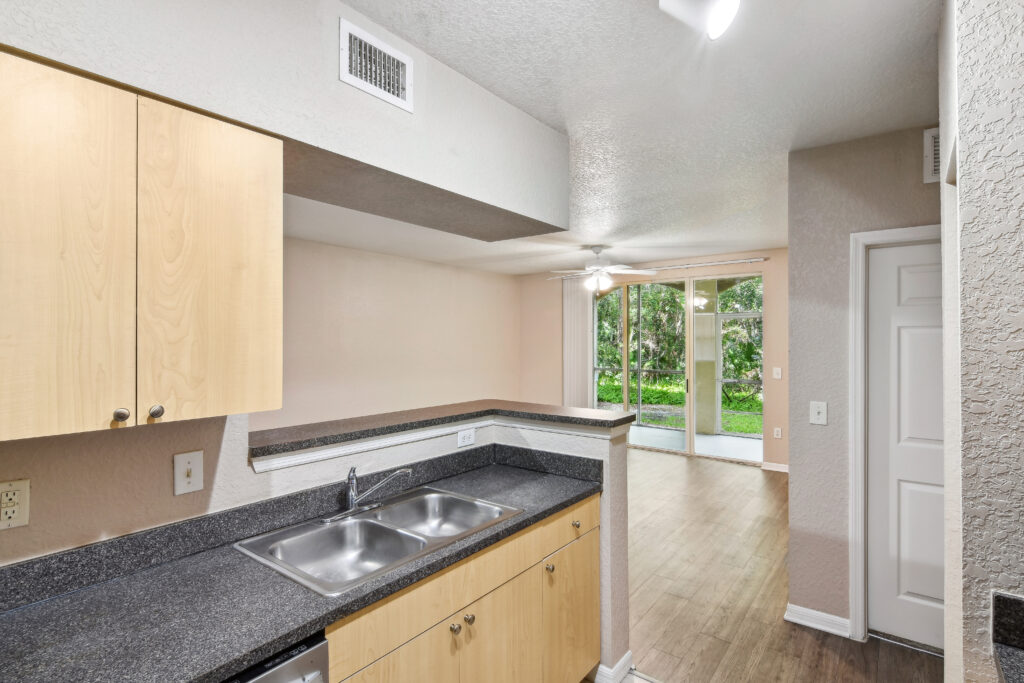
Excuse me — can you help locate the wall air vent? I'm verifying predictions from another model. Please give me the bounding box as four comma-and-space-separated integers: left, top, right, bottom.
923, 127, 940, 183
339, 19, 414, 113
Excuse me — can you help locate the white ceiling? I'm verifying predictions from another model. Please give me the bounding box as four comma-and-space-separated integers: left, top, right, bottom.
294, 0, 940, 275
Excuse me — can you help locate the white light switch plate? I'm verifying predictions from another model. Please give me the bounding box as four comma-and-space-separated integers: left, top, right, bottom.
457, 428, 475, 448
772, 367, 783, 380
0, 479, 30, 529
173, 451, 204, 495
809, 401, 828, 426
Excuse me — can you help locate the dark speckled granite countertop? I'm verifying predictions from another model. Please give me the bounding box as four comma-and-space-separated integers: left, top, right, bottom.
249, 399, 636, 458
0, 465, 600, 682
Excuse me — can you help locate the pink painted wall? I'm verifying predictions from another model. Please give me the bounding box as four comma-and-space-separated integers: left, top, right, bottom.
517, 273, 564, 406
249, 238, 522, 431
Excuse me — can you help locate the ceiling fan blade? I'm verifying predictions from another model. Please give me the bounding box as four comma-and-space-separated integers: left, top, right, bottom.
619, 268, 658, 275
546, 273, 588, 280
549, 269, 589, 274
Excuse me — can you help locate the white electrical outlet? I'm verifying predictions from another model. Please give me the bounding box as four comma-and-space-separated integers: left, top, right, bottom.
809, 401, 828, 426
173, 451, 204, 495
772, 367, 783, 380
0, 479, 30, 529
773, 427, 782, 439
457, 428, 476, 448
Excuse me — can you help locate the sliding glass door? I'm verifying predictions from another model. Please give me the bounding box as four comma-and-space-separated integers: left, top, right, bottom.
594, 274, 764, 462
693, 276, 763, 462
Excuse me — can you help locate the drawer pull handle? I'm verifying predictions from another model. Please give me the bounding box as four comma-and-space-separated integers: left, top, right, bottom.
545, 563, 556, 573
464, 614, 475, 625
149, 404, 165, 419
571, 520, 581, 529
112, 408, 130, 422
450, 623, 462, 635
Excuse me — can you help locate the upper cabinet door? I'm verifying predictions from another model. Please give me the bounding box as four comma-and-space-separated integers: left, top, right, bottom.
137, 98, 282, 424
0, 53, 137, 441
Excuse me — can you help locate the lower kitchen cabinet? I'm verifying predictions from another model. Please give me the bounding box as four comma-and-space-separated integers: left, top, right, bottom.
347, 570, 542, 683
329, 495, 602, 683
345, 616, 460, 683
461, 570, 542, 683
542, 528, 601, 683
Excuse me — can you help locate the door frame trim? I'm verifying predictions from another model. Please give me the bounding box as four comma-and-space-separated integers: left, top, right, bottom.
848, 224, 941, 641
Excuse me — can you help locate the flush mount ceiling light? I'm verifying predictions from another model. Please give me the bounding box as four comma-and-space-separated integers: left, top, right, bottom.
706, 0, 740, 39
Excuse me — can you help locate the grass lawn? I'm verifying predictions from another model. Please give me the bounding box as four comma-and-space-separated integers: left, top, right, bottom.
599, 377, 763, 435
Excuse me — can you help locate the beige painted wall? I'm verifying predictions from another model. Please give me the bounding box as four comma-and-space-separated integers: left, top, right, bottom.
787, 128, 940, 617
249, 238, 521, 431
517, 273, 563, 406
0, 232, 529, 566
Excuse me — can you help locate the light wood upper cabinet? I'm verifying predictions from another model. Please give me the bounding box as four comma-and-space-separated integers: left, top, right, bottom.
137, 98, 282, 423
0, 54, 282, 441
0, 52, 137, 441
542, 528, 601, 683
345, 614, 460, 683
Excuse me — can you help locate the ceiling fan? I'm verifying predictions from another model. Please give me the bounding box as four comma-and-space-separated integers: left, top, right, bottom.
547, 246, 657, 291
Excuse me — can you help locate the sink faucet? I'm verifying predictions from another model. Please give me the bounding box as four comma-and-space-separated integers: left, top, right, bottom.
347, 466, 412, 511
321, 466, 412, 524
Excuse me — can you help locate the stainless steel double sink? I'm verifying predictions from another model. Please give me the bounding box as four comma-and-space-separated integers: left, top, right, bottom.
235, 487, 522, 596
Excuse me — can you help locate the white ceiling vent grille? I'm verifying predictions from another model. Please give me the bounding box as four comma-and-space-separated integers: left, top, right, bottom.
923, 127, 940, 183
339, 19, 413, 113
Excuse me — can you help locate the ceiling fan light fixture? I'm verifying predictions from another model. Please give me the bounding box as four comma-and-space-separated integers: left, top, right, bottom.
707, 0, 740, 39
584, 274, 600, 291
598, 274, 613, 290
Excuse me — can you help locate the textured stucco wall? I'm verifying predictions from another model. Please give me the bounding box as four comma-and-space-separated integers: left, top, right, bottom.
956, 1, 1024, 679
0, 0, 569, 228
939, 0, 964, 678
788, 129, 941, 617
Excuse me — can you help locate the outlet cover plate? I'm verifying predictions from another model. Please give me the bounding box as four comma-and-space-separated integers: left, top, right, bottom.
173, 451, 204, 496
809, 401, 828, 426
0, 479, 30, 529
457, 428, 475, 448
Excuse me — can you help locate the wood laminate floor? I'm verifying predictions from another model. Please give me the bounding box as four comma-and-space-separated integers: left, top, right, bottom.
627, 449, 943, 682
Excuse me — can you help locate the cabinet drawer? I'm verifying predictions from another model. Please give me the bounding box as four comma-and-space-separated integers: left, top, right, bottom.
327, 494, 600, 682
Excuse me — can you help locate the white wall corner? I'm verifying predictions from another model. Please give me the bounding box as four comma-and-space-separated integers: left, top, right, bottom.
784, 604, 854, 640
592, 650, 634, 683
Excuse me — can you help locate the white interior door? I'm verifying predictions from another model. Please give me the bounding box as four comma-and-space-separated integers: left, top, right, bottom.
866, 242, 944, 649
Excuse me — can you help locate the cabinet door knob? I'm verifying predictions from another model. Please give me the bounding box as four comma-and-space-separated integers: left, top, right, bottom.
545, 563, 556, 573
571, 520, 581, 529
463, 614, 475, 625
449, 623, 462, 635
112, 408, 130, 422
148, 404, 165, 419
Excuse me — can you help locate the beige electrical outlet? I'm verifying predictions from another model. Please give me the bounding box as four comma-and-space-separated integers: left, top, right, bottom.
1, 479, 30, 529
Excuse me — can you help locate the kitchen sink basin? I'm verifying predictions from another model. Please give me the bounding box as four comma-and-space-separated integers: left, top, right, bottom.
372, 490, 508, 538
235, 486, 521, 596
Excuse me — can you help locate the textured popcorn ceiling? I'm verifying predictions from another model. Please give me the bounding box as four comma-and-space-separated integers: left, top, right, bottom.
339, 0, 940, 272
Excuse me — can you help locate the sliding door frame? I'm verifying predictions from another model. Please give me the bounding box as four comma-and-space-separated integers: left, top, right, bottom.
594, 269, 766, 458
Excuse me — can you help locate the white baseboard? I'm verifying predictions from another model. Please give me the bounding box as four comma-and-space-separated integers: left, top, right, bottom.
761, 461, 789, 473
784, 603, 850, 638
593, 650, 634, 683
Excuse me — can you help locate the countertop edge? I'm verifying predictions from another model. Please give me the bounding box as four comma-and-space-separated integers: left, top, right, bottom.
249, 400, 636, 458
